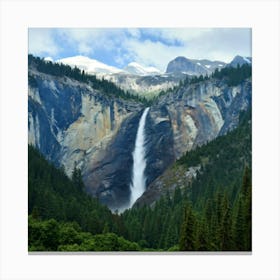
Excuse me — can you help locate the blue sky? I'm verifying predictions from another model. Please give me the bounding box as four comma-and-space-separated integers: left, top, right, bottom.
28, 28, 251, 71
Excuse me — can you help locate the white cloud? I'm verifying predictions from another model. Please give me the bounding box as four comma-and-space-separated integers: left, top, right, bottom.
144, 28, 213, 44
181, 28, 252, 62
28, 28, 251, 70
122, 39, 187, 71
56, 28, 127, 56
115, 28, 251, 70
28, 29, 59, 56
77, 42, 92, 55
126, 28, 141, 39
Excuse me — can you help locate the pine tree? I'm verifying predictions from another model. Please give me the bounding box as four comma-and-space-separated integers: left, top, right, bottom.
219, 193, 233, 250
179, 204, 196, 251
241, 166, 252, 250
233, 166, 252, 251
196, 217, 210, 251
71, 163, 84, 191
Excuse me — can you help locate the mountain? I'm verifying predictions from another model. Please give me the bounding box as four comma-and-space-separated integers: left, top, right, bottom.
28, 54, 252, 252
57, 56, 179, 98
104, 72, 187, 99
28, 55, 251, 211
57, 56, 162, 76
124, 62, 162, 76
228, 55, 252, 67
57, 55, 123, 75
166, 56, 226, 75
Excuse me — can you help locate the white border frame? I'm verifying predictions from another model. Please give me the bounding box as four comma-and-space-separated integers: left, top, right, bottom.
1, 0, 280, 279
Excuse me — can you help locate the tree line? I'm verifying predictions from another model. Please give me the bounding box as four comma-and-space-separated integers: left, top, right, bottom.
28, 54, 151, 106
28, 106, 251, 251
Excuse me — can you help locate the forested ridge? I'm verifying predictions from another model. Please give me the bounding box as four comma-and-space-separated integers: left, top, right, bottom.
152, 63, 251, 104
28, 107, 251, 251
28, 54, 251, 107
28, 54, 151, 105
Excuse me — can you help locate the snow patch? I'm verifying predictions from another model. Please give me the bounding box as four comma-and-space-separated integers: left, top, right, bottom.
44, 57, 53, 62
243, 56, 251, 64
205, 65, 211, 69
57, 55, 123, 75
124, 62, 161, 76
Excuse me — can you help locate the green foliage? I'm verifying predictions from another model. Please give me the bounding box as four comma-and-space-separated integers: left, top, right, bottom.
28, 216, 59, 251
211, 64, 252, 86
177, 108, 251, 207
28, 105, 251, 251
71, 164, 84, 191
232, 166, 252, 250
186, 74, 210, 85
121, 189, 185, 250
29, 216, 140, 251
28, 145, 121, 236
179, 203, 196, 250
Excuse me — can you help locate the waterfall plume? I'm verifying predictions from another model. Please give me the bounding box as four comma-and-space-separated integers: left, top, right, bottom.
129, 107, 150, 207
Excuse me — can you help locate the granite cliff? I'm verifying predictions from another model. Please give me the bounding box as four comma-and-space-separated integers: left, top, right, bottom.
28, 57, 251, 210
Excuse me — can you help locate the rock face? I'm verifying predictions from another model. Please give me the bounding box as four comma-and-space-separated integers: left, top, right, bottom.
98, 72, 187, 99
154, 78, 252, 158
83, 111, 143, 210
166, 56, 225, 75
28, 68, 144, 210
228, 55, 252, 67
123, 62, 161, 76
135, 165, 201, 208
57, 56, 186, 99
133, 78, 251, 207
28, 65, 251, 210
145, 106, 176, 187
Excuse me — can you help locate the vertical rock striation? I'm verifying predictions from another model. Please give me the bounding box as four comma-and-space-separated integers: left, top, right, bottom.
28, 66, 251, 210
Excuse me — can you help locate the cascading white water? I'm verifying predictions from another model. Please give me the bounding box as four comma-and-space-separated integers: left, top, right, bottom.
129, 107, 150, 207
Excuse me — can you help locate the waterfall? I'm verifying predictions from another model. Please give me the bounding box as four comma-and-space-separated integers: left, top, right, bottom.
129, 107, 150, 207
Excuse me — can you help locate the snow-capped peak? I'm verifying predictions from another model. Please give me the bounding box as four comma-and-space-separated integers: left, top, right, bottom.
56, 55, 123, 75
229, 55, 252, 67
124, 62, 162, 76
44, 57, 54, 62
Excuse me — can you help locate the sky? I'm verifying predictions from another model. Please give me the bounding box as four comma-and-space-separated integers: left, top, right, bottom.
28, 28, 251, 72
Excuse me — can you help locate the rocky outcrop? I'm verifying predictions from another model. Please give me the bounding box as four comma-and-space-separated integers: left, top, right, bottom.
154, 78, 251, 159
144, 106, 176, 187
228, 55, 252, 67
135, 165, 200, 208
28, 69, 144, 210
134, 78, 251, 207
82, 110, 143, 210
166, 56, 225, 75
28, 65, 251, 211
99, 72, 187, 99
